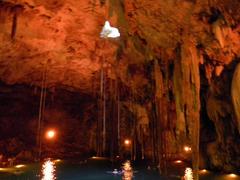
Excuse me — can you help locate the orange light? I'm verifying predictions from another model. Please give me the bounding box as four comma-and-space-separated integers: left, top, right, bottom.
184, 146, 191, 152
54, 159, 61, 163
200, 169, 209, 174
228, 174, 238, 178
124, 139, 130, 145
46, 130, 56, 139
174, 160, 182, 164
15, 164, 26, 168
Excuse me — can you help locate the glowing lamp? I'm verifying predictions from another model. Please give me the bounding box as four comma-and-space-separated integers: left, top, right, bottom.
175, 160, 182, 164
15, 164, 25, 168
91, 156, 105, 160
46, 130, 56, 139
184, 146, 191, 152
54, 159, 61, 163
200, 169, 209, 174
124, 139, 131, 146
100, 21, 120, 38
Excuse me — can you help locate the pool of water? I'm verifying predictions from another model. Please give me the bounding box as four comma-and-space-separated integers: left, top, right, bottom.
0, 158, 239, 180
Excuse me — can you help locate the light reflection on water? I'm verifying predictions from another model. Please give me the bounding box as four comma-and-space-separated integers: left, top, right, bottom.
184, 167, 193, 180
41, 159, 56, 180
122, 160, 133, 180
0, 158, 238, 180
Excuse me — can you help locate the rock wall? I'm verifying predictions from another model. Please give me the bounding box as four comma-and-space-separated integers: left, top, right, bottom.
0, 82, 97, 159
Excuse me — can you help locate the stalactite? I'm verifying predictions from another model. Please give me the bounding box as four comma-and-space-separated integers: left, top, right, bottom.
231, 63, 240, 134
108, 0, 128, 27
173, 45, 186, 141
0, 3, 23, 39
152, 105, 158, 164
175, 38, 201, 180
97, 55, 105, 156
154, 58, 168, 174
132, 95, 137, 161
97, 86, 101, 155
110, 78, 114, 159
212, 20, 225, 48
99, 0, 105, 6
103, 66, 106, 154
149, 101, 158, 163
0, 2, 15, 23
117, 78, 120, 154
109, 76, 119, 159
206, 94, 227, 143
97, 88, 102, 156
98, 43, 107, 156
113, 76, 120, 156
11, 12, 17, 39
140, 126, 144, 159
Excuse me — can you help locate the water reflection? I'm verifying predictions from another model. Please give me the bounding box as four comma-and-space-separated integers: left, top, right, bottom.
41, 159, 56, 180
122, 160, 133, 180
184, 167, 193, 180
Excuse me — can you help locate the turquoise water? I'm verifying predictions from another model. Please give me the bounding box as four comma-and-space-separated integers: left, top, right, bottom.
0, 158, 173, 180
0, 158, 239, 180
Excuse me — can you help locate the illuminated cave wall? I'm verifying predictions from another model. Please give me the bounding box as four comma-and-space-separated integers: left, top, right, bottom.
0, 0, 240, 171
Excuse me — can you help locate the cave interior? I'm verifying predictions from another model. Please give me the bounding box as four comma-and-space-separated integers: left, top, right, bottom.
0, 0, 240, 179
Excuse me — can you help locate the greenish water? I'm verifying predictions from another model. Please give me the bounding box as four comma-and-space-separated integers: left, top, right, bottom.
0, 158, 239, 180
0, 158, 171, 180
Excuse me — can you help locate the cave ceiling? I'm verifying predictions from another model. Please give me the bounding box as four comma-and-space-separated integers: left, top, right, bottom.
0, 0, 240, 94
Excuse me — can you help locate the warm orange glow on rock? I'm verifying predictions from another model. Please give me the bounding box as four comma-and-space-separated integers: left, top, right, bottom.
215, 65, 224, 76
